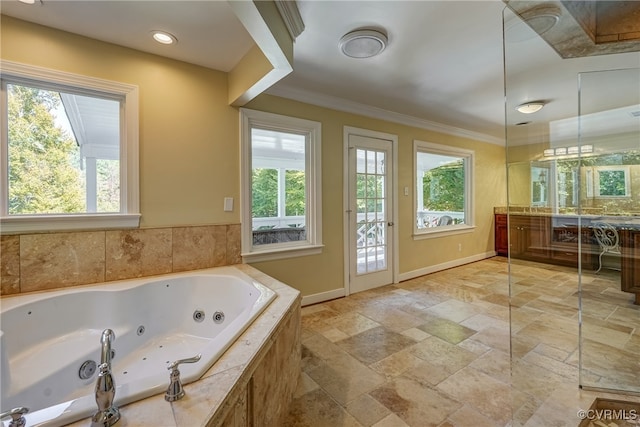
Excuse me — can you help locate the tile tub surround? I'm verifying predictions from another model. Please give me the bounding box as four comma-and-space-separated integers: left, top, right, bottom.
61, 264, 301, 427
0, 224, 241, 295
286, 257, 640, 427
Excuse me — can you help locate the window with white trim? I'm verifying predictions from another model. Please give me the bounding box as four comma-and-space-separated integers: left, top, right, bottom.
240, 109, 322, 262
414, 140, 474, 238
594, 166, 631, 198
1, 61, 139, 233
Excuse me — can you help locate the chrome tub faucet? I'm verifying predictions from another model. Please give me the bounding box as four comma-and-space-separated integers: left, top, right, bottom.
91, 329, 120, 427
164, 354, 201, 402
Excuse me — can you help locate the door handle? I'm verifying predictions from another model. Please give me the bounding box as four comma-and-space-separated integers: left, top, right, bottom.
388, 222, 394, 226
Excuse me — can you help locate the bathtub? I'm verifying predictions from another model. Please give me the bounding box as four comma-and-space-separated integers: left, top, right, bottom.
0, 266, 276, 427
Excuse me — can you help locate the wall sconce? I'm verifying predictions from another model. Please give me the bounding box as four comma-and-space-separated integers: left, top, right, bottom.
538, 170, 546, 186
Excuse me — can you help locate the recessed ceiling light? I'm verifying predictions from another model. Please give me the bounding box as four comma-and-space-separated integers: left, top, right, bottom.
526, 13, 560, 36
505, 6, 561, 43
339, 29, 387, 59
521, 6, 561, 36
516, 102, 545, 114
18, 0, 36, 4
151, 31, 177, 45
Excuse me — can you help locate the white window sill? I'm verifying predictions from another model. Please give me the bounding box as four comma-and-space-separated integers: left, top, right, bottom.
412, 225, 476, 240
0, 213, 141, 234
242, 244, 324, 263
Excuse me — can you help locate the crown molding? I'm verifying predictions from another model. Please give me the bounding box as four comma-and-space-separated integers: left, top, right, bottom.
266, 86, 505, 146
274, 0, 305, 41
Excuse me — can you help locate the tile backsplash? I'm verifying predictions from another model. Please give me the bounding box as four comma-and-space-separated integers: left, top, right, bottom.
0, 224, 241, 296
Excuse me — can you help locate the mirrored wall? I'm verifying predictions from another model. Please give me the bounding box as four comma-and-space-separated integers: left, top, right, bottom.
503, 1, 640, 424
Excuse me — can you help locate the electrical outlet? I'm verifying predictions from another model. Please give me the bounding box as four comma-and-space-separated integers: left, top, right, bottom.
458, 243, 462, 252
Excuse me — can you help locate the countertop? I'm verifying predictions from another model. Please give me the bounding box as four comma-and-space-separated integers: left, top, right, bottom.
494, 207, 640, 218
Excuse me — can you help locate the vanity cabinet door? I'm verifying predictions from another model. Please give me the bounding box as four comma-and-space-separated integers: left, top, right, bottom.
510, 215, 550, 261
495, 214, 508, 256
620, 229, 640, 304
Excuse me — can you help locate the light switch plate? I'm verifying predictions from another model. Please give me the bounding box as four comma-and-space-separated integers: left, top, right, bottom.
224, 197, 233, 212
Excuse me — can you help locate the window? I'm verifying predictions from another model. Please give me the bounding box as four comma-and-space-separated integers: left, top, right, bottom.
240, 109, 322, 261
414, 140, 474, 237
556, 161, 579, 208
530, 165, 550, 207
586, 166, 631, 198
1, 61, 139, 233
595, 166, 630, 197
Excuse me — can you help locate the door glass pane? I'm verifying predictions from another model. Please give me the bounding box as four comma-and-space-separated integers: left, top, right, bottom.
355, 148, 387, 275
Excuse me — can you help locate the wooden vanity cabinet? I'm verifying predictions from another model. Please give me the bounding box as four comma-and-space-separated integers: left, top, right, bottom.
494, 213, 593, 268
495, 213, 552, 261
509, 215, 550, 262
495, 214, 508, 256
620, 229, 640, 305
494, 212, 639, 304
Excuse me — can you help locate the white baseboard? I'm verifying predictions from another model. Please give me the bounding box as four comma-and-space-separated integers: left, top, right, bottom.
398, 251, 497, 282
301, 288, 346, 307
301, 252, 497, 306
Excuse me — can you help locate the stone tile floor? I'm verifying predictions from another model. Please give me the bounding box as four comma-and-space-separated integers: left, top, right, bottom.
285, 257, 640, 427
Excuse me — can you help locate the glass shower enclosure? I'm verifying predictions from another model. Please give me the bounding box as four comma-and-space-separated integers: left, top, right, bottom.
503, 1, 640, 424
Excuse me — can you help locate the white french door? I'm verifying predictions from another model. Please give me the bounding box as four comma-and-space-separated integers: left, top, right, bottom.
344, 128, 397, 294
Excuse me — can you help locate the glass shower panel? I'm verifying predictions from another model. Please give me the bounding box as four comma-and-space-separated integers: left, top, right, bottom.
504, 8, 577, 424
578, 68, 640, 394
504, 3, 640, 424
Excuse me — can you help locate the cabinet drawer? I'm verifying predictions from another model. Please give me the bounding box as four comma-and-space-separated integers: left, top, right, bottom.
551, 248, 578, 264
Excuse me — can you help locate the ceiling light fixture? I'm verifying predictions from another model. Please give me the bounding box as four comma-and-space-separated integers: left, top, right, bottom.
151, 31, 177, 45
18, 0, 37, 4
339, 29, 387, 59
516, 101, 545, 114
521, 6, 561, 36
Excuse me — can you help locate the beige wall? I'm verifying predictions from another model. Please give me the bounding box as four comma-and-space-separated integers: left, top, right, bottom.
245, 95, 507, 290
1, 16, 239, 228
1, 16, 507, 298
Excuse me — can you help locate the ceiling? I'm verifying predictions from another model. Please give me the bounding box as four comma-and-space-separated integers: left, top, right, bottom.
2, 0, 639, 145
0, 1, 255, 72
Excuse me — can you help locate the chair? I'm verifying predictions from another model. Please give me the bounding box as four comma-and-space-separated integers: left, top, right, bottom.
437, 215, 453, 226
591, 221, 621, 273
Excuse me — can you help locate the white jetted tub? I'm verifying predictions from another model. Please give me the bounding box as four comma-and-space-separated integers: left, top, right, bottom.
0, 266, 276, 427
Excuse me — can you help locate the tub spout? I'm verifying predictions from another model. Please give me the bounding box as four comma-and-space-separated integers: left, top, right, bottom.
91, 329, 120, 427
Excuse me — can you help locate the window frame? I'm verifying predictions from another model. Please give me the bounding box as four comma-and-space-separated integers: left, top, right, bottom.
0, 61, 140, 234
240, 108, 323, 262
594, 165, 631, 198
413, 140, 475, 239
